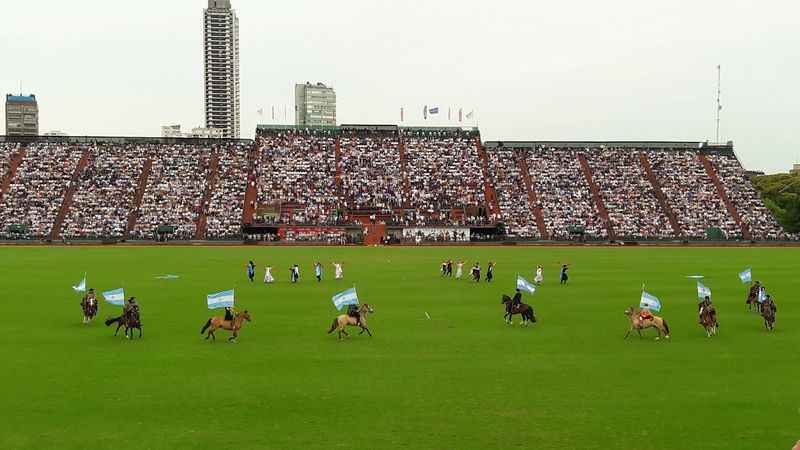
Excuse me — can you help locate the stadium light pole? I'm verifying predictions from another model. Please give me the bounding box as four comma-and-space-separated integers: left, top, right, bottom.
715, 65, 722, 144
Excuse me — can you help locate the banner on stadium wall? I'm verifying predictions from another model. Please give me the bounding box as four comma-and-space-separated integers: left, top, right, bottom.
402, 228, 470, 241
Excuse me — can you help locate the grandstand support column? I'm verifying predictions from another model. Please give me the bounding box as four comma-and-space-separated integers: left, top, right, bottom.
475, 138, 501, 217
517, 152, 549, 239
698, 153, 752, 240
577, 154, 616, 239
241, 145, 257, 225
125, 158, 153, 238
50, 147, 91, 241
195, 152, 220, 240
399, 137, 411, 207
0, 145, 28, 204
638, 153, 682, 238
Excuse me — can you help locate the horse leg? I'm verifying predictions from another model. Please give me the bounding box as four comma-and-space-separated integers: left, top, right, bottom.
364, 326, 372, 337
624, 328, 632, 339
115, 322, 122, 336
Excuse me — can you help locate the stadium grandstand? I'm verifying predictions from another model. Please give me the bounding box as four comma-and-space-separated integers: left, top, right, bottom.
0, 128, 791, 243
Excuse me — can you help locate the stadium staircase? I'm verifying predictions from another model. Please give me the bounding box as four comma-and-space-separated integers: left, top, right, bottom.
516, 152, 549, 239
475, 138, 501, 217
194, 152, 220, 240
698, 153, 752, 240
241, 144, 258, 225
50, 147, 91, 241
363, 223, 386, 246
0, 145, 27, 204
577, 154, 616, 239
399, 138, 411, 207
638, 153, 682, 237
125, 158, 153, 237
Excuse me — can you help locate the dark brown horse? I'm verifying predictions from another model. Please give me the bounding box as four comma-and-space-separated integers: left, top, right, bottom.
760, 300, 776, 332
80, 295, 98, 324
501, 295, 536, 326
105, 309, 142, 339
699, 305, 718, 337
746, 284, 761, 313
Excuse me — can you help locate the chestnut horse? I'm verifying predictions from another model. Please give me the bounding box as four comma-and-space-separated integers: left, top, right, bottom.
200, 310, 252, 343
327, 304, 374, 340
699, 305, 718, 337
624, 307, 670, 340
81, 295, 98, 324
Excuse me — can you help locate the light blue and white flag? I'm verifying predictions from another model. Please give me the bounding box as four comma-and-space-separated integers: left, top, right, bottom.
207, 290, 234, 309
640, 291, 662, 312
738, 267, 752, 284
685, 275, 705, 280
757, 287, 767, 304
72, 275, 86, 293
429, 106, 439, 115
103, 288, 125, 306
697, 282, 712, 300
516, 275, 536, 294
332, 288, 359, 311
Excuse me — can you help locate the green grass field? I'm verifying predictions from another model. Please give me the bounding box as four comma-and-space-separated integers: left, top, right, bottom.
0, 246, 797, 450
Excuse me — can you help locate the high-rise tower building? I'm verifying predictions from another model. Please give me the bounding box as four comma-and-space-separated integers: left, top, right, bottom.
295, 82, 337, 127
5, 94, 39, 136
203, 0, 240, 138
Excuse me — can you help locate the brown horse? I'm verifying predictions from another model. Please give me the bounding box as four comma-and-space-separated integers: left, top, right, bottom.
81, 295, 98, 324
624, 307, 670, 341
105, 309, 142, 339
327, 304, 374, 340
746, 284, 762, 313
760, 301, 776, 332
699, 305, 718, 337
200, 310, 252, 343
501, 295, 536, 326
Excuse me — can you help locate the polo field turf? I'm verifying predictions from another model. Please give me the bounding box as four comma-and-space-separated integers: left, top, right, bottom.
1, 246, 797, 450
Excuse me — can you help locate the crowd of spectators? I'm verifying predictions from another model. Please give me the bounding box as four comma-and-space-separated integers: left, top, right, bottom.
205, 142, 250, 239
0, 143, 21, 181
526, 147, 607, 239
485, 147, 539, 238
255, 129, 340, 225
585, 149, 673, 239
404, 130, 486, 223
646, 150, 738, 238
61, 144, 150, 239
132, 144, 210, 240
709, 154, 787, 240
0, 143, 82, 238
339, 132, 403, 210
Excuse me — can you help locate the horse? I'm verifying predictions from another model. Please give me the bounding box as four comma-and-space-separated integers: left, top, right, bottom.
327, 304, 374, 340
760, 302, 776, 332
81, 296, 98, 324
699, 305, 718, 337
624, 306, 670, 341
105, 309, 142, 339
501, 295, 536, 326
200, 310, 252, 343
745, 286, 761, 313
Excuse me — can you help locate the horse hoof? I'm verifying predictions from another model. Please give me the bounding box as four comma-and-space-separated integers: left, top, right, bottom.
655, 337, 660, 341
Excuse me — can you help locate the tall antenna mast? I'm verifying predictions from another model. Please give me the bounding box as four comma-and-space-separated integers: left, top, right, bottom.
715, 65, 722, 144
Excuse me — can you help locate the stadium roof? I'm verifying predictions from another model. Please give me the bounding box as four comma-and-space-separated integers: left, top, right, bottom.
6, 94, 36, 103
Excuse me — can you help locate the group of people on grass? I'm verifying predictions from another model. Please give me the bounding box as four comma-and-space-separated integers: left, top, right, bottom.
246, 260, 344, 284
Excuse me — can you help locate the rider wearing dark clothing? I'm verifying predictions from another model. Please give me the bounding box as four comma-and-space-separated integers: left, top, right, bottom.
486, 262, 494, 282
511, 289, 522, 312
347, 304, 362, 326
698, 296, 716, 326
224, 306, 235, 322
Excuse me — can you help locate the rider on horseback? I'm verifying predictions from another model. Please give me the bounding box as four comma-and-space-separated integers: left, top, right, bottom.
347, 304, 362, 327
224, 306, 236, 323
698, 295, 713, 325
124, 297, 139, 319
511, 289, 522, 313
638, 307, 654, 326
762, 294, 777, 315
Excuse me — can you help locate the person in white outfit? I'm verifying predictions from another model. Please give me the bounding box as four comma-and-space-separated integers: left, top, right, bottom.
264, 266, 274, 284
535, 265, 543, 285
334, 262, 343, 280
455, 261, 464, 279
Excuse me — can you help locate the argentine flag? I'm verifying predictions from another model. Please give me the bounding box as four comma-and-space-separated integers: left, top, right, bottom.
72, 275, 86, 293
516, 275, 536, 294
640, 291, 662, 312
739, 267, 752, 284
429, 106, 439, 115
697, 282, 712, 300
207, 290, 235, 309
332, 288, 359, 311
103, 288, 125, 306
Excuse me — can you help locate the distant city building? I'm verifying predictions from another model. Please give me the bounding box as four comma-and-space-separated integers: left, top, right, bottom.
43, 130, 68, 137
791, 164, 800, 175
203, 0, 240, 138
295, 82, 336, 127
161, 124, 224, 139
5, 94, 39, 136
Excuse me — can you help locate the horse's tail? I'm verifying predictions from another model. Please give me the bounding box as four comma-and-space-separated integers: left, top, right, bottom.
662, 319, 670, 336
105, 316, 120, 326
327, 317, 338, 334
200, 319, 212, 335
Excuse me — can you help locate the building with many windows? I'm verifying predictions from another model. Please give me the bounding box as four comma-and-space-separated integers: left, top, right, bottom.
203, 0, 240, 138
5, 94, 39, 136
295, 82, 336, 127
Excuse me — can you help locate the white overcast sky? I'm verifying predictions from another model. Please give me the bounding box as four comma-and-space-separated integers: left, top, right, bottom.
1, 0, 798, 172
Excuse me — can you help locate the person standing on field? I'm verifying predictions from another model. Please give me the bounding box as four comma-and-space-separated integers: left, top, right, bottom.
485, 262, 495, 282
560, 264, 570, 285
315, 262, 322, 282
455, 261, 464, 280
534, 265, 543, 285
247, 260, 255, 282
334, 262, 343, 280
